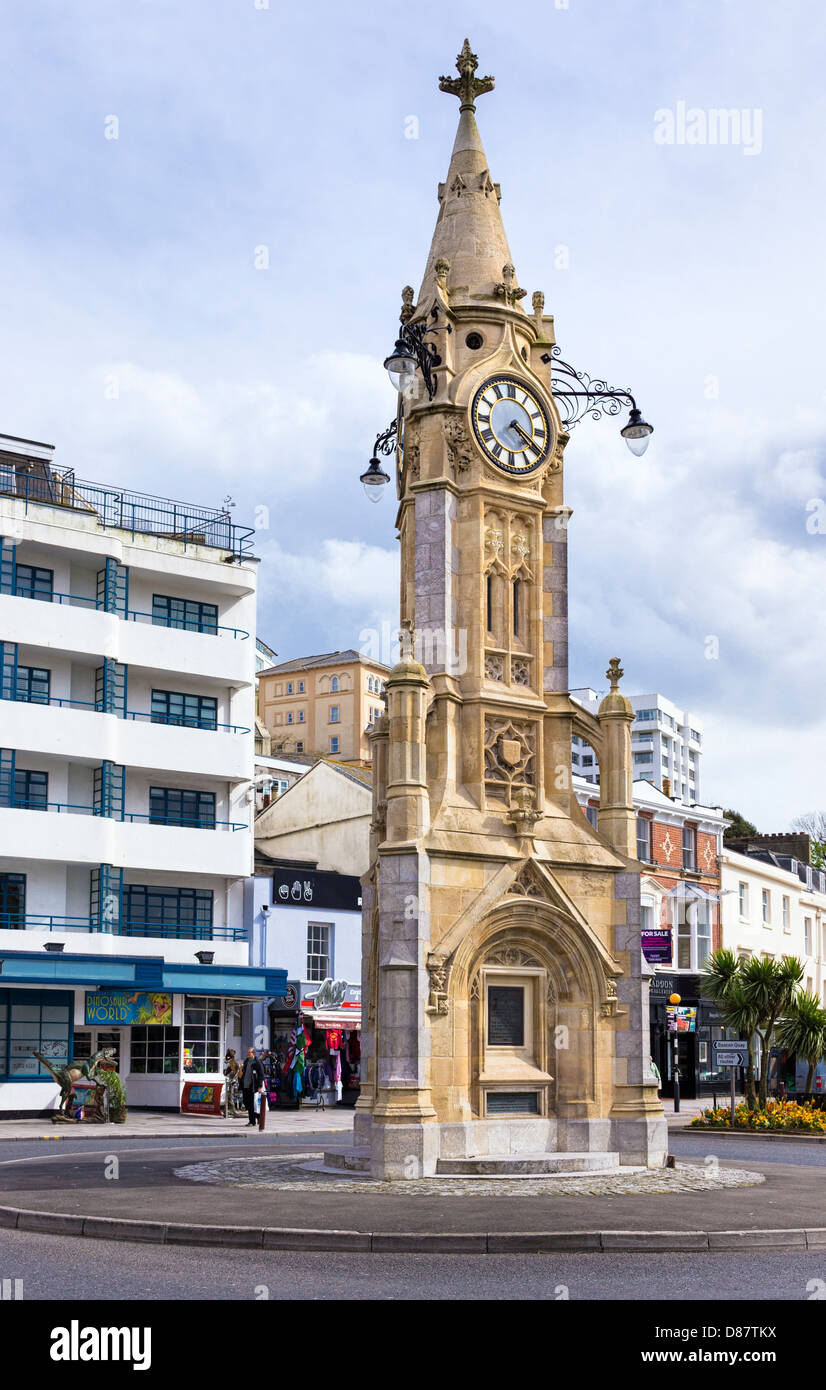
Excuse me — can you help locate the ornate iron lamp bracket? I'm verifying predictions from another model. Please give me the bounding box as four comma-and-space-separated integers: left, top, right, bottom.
542, 345, 638, 432
400, 305, 452, 400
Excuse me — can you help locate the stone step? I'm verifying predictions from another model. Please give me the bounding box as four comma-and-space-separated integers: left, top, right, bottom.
435, 1151, 620, 1176
322, 1147, 372, 1172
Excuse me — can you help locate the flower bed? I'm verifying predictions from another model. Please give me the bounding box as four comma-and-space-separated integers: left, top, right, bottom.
691, 1099, 826, 1133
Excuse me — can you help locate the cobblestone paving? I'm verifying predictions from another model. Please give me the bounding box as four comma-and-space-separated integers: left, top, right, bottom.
173, 1153, 766, 1198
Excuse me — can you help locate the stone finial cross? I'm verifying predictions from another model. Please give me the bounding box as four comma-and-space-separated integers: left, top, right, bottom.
606, 657, 623, 690
439, 39, 495, 112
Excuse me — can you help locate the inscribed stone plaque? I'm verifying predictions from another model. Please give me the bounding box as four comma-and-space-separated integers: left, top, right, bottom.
487, 985, 524, 1046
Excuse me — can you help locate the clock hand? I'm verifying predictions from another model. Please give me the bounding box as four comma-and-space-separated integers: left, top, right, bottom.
509, 419, 535, 449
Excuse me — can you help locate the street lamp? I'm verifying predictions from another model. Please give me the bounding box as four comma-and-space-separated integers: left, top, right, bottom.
620, 408, 654, 456
360, 455, 392, 504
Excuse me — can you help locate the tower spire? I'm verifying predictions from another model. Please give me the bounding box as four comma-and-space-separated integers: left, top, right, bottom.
417, 41, 525, 314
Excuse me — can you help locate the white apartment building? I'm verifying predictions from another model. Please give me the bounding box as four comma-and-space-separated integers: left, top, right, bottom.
720, 845, 826, 1092
721, 848, 826, 1002
0, 434, 285, 1114
571, 686, 704, 804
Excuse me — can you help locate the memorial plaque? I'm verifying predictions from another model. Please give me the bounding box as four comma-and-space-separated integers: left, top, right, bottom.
487, 986, 524, 1047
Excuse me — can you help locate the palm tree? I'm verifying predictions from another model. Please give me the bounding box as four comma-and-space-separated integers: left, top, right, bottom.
740, 955, 804, 1106
701, 950, 759, 1109
776, 992, 826, 1095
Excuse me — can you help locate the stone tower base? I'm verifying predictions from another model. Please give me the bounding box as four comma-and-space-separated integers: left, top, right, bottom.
352, 1102, 667, 1179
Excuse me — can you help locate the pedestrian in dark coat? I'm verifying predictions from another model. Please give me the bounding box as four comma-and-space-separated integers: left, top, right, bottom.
239, 1047, 266, 1128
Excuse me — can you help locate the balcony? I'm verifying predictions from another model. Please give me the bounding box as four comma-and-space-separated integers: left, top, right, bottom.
1, 462, 254, 560
0, 912, 246, 942
0, 804, 250, 875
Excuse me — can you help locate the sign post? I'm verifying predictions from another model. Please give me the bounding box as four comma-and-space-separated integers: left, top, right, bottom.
713, 1040, 749, 1125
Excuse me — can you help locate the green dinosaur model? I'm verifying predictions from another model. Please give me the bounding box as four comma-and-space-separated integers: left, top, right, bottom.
34, 1047, 116, 1120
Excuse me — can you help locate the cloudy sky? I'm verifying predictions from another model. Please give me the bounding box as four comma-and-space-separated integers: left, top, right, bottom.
2, 1, 824, 828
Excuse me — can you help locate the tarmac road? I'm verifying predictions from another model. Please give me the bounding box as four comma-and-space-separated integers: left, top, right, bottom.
0, 1225, 825, 1300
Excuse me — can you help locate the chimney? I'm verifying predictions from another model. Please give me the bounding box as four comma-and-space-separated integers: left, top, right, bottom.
663, 776, 671, 798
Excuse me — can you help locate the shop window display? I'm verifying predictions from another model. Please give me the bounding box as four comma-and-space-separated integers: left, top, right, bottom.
130, 1026, 180, 1074
183, 995, 222, 1073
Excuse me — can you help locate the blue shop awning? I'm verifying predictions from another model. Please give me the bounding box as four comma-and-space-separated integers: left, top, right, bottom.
0, 950, 286, 998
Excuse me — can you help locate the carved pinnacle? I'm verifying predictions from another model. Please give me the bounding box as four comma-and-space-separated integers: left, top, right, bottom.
439, 39, 495, 112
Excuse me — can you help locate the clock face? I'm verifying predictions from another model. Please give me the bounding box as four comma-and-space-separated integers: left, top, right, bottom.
471, 375, 552, 474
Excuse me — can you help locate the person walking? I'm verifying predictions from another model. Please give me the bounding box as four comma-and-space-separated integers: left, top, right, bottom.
239, 1047, 266, 1128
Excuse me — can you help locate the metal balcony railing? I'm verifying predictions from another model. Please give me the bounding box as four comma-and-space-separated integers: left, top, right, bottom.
1, 588, 250, 639
1, 465, 254, 560
0, 799, 246, 829
0, 912, 247, 942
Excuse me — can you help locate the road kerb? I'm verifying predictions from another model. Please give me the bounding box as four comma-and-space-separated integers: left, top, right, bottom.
707, 1228, 808, 1251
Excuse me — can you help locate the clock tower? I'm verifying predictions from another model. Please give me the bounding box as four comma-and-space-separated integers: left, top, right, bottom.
354, 42, 666, 1176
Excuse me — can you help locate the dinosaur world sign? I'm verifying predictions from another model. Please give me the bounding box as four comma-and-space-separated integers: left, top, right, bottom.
85, 991, 172, 1026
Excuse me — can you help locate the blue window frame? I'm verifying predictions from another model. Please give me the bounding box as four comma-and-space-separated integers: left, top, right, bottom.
149, 787, 216, 829
0, 768, 48, 810
14, 564, 53, 601
0, 989, 73, 1081
15, 665, 51, 704
150, 690, 218, 730
0, 872, 25, 929
124, 886, 214, 939
152, 594, 219, 634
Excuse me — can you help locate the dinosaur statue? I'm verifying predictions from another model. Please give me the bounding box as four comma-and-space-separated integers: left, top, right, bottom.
34, 1047, 116, 1120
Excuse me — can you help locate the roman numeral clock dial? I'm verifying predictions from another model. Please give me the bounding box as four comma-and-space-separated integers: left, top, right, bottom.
471, 374, 553, 475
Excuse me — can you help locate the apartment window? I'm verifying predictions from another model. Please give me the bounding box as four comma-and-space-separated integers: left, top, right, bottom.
0, 872, 25, 929
782, 896, 791, 933
804, 917, 813, 955
332, 676, 340, 692
582, 756, 593, 768
307, 922, 332, 981
296, 742, 304, 753
149, 787, 216, 829
124, 886, 214, 939
286, 712, 293, 724
636, 709, 656, 722
636, 816, 652, 863
329, 705, 340, 723
329, 736, 340, 754
0, 768, 48, 810
572, 753, 580, 765
183, 996, 222, 1074
690, 729, 702, 743
130, 1026, 180, 1075
14, 564, 53, 602
15, 666, 50, 704
151, 595, 218, 635
298, 711, 304, 723
585, 805, 598, 829
761, 889, 771, 925
738, 882, 749, 918
676, 898, 711, 970
287, 682, 294, 694
682, 825, 696, 871
298, 681, 305, 693
150, 690, 218, 731
633, 752, 652, 766
0, 990, 72, 1079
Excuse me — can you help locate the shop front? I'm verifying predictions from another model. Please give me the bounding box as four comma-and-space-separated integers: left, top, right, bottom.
0, 950, 286, 1116
649, 973, 735, 1101
268, 978, 361, 1109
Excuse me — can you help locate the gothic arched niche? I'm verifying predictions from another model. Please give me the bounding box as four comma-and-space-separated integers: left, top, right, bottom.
457, 901, 604, 1119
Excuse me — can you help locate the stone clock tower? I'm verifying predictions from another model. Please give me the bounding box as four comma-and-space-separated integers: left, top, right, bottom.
353, 42, 666, 1176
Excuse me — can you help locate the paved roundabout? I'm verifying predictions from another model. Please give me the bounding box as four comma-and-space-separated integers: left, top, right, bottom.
172, 1152, 766, 1198
0, 1134, 823, 1253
